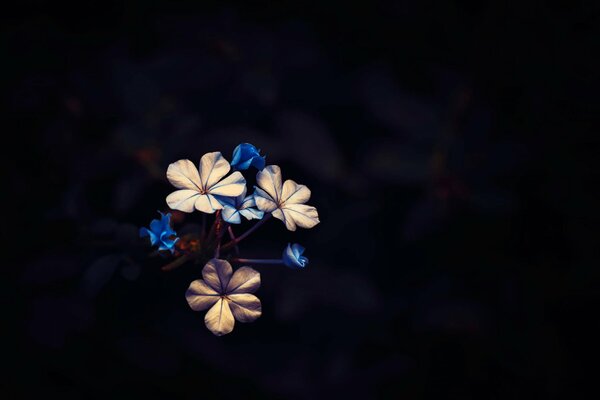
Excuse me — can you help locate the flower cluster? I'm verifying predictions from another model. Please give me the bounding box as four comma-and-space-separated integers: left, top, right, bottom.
139, 143, 319, 335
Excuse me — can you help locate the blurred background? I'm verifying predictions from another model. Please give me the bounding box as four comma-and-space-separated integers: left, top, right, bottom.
5, 1, 598, 398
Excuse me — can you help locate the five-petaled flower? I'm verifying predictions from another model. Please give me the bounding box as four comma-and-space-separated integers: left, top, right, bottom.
139, 211, 179, 253
231, 143, 266, 171
217, 187, 264, 224
166, 152, 246, 214
186, 258, 262, 336
254, 165, 320, 231
141, 144, 319, 336
282, 243, 309, 269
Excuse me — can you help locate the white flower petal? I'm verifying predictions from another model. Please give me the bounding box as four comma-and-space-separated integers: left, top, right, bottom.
166, 189, 201, 213
199, 152, 231, 191
239, 208, 264, 220
238, 195, 264, 220
194, 193, 223, 214
228, 294, 262, 323
282, 204, 320, 230
202, 258, 233, 293
222, 206, 242, 224
281, 180, 311, 205
226, 266, 260, 294
256, 165, 282, 203
254, 187, 278, 212
240, 194, 256, 209
204, 298, 235, 336
272, 208, 297, 231
208, 171, 246, 196
186, 280, 220, 311
166, 159, 203, 191
237, 186, 248, 203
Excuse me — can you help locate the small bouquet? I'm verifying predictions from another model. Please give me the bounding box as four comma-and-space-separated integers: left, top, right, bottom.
139, 143, 319, 335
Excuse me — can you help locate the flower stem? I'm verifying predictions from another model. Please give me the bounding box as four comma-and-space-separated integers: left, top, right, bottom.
221, 214, 271, 251
230, 258, 283, 265
207, 210, 220, 242
228, 226, 240, 255
213, 210, 225, 258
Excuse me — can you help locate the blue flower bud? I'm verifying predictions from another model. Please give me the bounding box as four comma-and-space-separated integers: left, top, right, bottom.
231, 143, 266, 170
282, 243, 309, 269
139, 211, 179, 253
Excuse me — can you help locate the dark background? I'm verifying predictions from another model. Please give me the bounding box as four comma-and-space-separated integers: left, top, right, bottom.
5, 1, 598, 398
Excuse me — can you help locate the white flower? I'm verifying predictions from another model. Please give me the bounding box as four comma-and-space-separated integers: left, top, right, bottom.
218, 187, 265, 224
186, 258, 262, 336
166, 152, 246, 214
253, 165, 320, 231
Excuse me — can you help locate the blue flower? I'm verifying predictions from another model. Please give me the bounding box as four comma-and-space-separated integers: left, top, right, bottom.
231, 143, 266, 170
282, 243, 309, 269
218, 187, 264, 224
139, 212, 179, 253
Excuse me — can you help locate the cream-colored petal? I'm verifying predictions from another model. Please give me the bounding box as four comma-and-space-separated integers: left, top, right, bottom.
185, 280, 220, 311
238, 186, 248, 202
166, 190, 201, 213
228, 293, 262, 323
226, 266, 261, 294
166, 159, 203, 191
204, 298, 235, 336
194, 193, 223, 214
253, 187, 278, 212
238, 207, 263, 221
281, 179, 311, 205
199, 152, 231, 191
282, 203, 320, 229
207, 171, 246, 196
240, 193, 255, 209
202, 258, 233, 293
272, 208, 297, 231
256, 165, 282, 203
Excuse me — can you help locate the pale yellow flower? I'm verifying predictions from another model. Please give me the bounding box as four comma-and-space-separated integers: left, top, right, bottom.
253, 165, 320, 231
166, 152, 246, 214
185, 258, 262, 336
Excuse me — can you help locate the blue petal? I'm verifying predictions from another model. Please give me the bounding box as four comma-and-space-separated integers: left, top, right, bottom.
231, 143, 265, 170
141, 212, 179, 252
159, 211, 172, 225
231, 144, 244, 166
298, 256, 309, 267
149, 218, 163, 235
140, 227, 158, 246
159, 234, 179, 254
282, 243, 308, 269
215, 195, 236, 208
250, 155, 266, 170
222, 205, 242, 224
161, 236, 178, 250
158, 243, 170, 252
291, 243, 305, 258
238, 158, 255, 170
